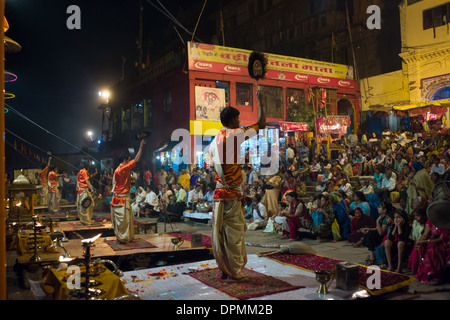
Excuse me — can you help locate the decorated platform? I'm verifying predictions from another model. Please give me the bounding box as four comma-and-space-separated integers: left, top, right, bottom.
14, 232, 212, 265
121, 254, 416, 300
53, 220, 114, 239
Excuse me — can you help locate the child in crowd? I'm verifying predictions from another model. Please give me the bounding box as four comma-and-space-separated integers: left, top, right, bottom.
383, 210, 412, 272
273, 202, 289, 236
410, 206, 427, 242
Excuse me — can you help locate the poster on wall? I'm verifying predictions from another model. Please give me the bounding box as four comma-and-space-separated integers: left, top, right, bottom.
195, 86, 226, 121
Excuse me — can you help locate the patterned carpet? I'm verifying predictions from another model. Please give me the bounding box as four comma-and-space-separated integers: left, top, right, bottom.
260, 252, 416, 295
57, 221, 105, 230
186, 267, 305, 300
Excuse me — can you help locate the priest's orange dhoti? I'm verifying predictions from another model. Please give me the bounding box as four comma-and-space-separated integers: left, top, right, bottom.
210, 124, 259, 279
110, 160, 136, 243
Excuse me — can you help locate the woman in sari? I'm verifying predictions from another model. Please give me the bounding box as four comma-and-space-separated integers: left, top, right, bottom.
347, 207, 375, 246
281, 192, 310, 241
281, 170, 296, 203
373, 166, 384, 191
408, 219, 450, 285
330, 193, 350, 241
349, 191, 371, 216
307, 194, 335, 241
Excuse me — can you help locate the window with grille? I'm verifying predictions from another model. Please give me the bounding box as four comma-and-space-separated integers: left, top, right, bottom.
257, 85, 283, 119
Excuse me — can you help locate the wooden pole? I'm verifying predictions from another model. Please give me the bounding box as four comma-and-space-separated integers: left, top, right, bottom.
0, 0, 7, 301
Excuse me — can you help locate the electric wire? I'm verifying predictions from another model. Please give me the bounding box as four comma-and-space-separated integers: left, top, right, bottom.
191, 0, 208, 42
6, 130, 103, 185
145, 0, 203, 42
5, 102, 100, 163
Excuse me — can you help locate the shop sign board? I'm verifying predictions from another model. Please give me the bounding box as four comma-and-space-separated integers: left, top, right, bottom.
280, 121, 309, 132
188, 42, 356, 88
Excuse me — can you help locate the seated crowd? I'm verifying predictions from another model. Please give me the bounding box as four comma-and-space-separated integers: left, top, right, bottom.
241, 131, 450, 286
126, 167, 216, 223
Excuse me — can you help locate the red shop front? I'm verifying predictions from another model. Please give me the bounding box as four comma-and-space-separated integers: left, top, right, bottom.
186, 41, 360, 165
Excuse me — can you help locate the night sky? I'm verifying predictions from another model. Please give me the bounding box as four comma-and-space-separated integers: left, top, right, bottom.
4, 0, 193, 155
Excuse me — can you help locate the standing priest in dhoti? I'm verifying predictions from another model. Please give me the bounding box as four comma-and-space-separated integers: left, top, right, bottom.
76, 161, 95, 225
110, 139, 146, 243
209, 95, 266, 281
38, 156, 52, 205
47, 165, 59, 213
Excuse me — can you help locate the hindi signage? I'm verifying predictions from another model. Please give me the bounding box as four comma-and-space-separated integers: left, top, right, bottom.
280, 122, 309, 132
188, 42, 356, 88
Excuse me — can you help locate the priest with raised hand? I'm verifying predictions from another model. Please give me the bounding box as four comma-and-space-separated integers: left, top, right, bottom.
76, 160, 95, 226
209, 93, 266, 281
110, 139, 146, 243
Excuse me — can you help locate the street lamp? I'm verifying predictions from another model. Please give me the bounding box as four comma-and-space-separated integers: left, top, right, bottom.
98, 89, 111, 142
87, 130, 93, 141
98, 90, 110, 103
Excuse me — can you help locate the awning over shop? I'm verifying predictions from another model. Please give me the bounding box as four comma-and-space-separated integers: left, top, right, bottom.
368, 100, 409, 114
392, 99, 450, 117
153, 140, 180, 153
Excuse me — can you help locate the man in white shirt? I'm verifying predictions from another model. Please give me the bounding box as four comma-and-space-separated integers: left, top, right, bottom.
382, 170, 396, 191
247, 167, 259, 185
430, 157, 445, 176
188, 184, 204, 207
140, 186, 159, 216
248, 194, 267, 230
372, 150, 386, 166
381, 169, 396, 200
316, 164, 332, 192
339, 178, 353, 198
132, 187, 147, 217
360, 179, 374, 195
286, 144, 295, 164
201, 183, 215, 206
310, 159, 321, 180
347, 130, 358, 149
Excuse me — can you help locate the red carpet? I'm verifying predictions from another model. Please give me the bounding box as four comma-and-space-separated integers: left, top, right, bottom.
187, 267, 304, 300
59, 221, 106, 230
104, 238, 157, 251
261, 252, 415, 296
167, 232, 212, 248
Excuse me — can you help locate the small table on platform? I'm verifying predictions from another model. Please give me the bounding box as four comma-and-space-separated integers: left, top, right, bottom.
138, 221, 158, 234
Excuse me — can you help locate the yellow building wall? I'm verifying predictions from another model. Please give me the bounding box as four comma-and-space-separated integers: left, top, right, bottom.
360, 70, 410, 112
399, 0, 450, 103
359, 1, 450, 128
401, 0, 450, 49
